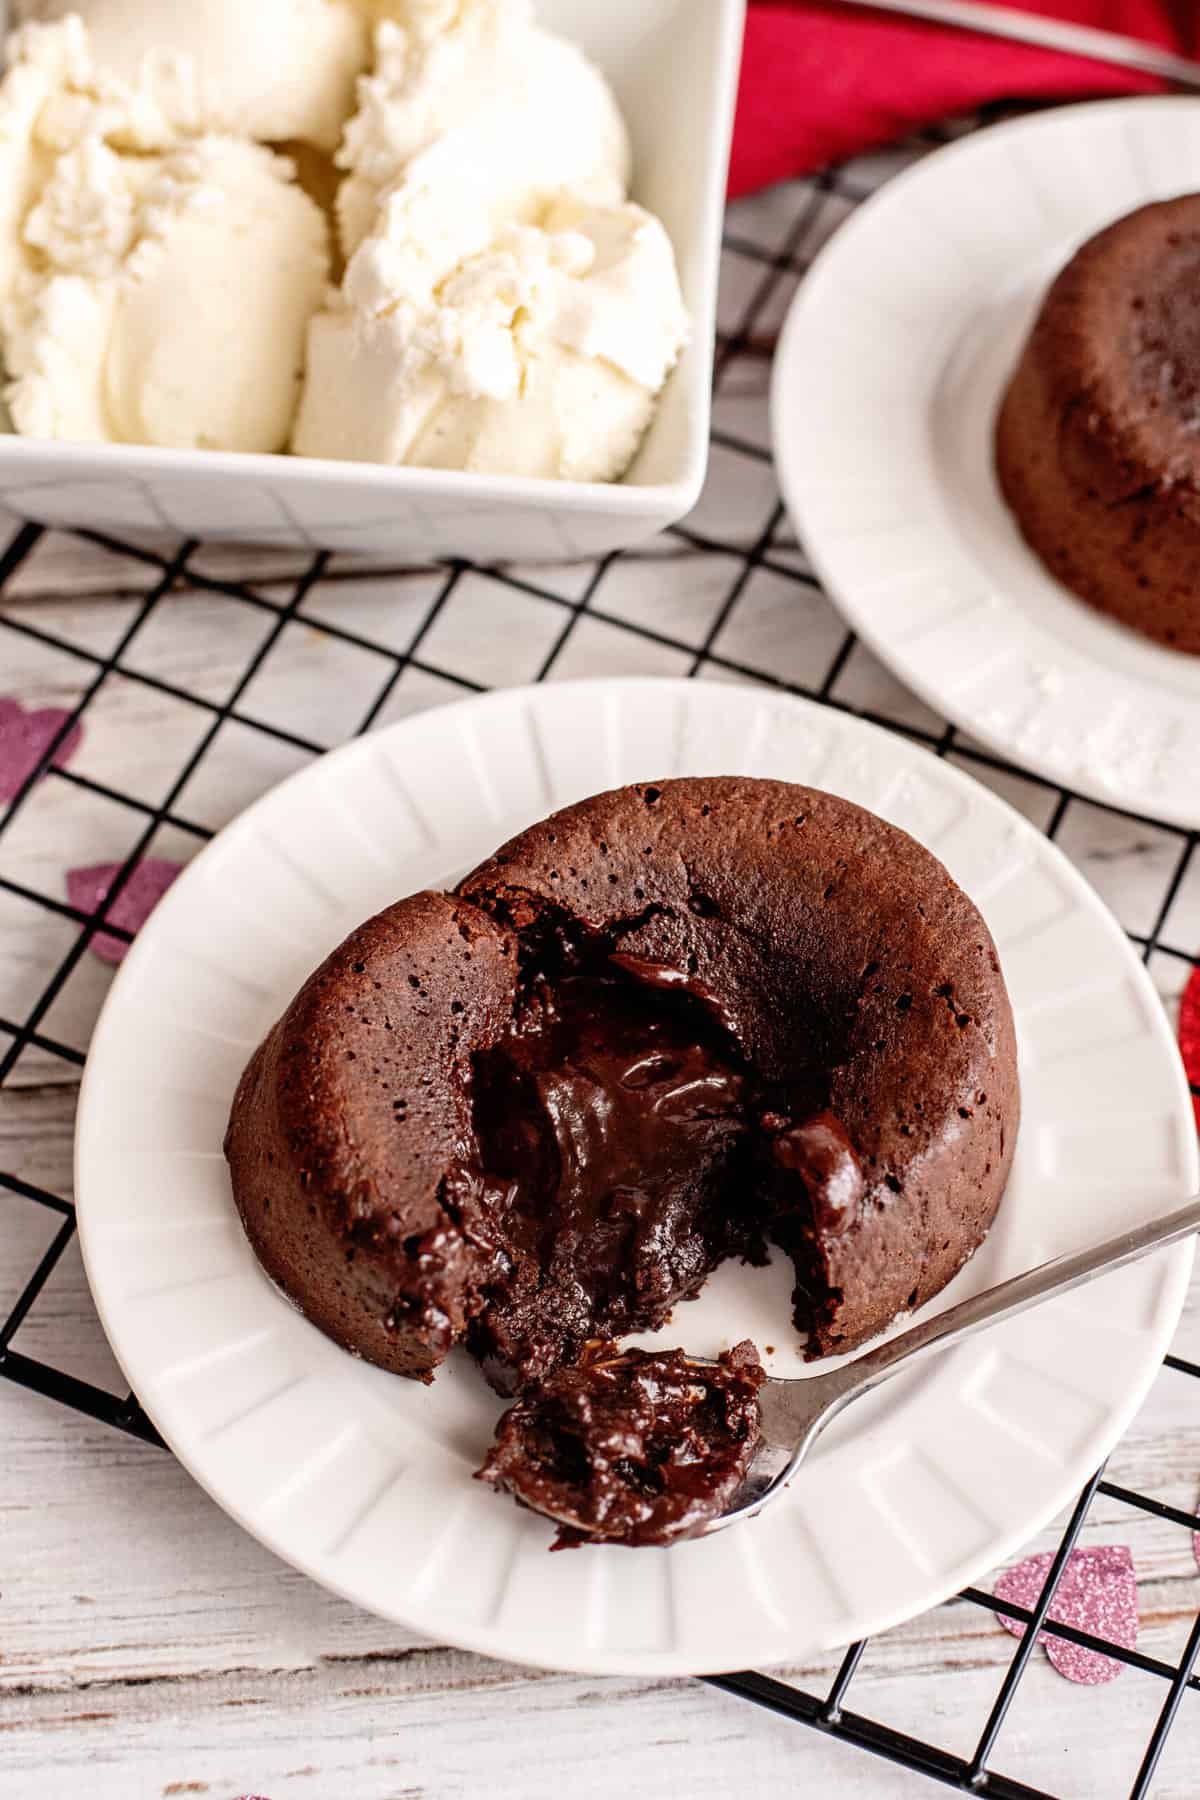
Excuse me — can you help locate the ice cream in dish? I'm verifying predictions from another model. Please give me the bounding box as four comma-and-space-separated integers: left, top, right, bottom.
0, 1, 689, 479
294, 194, 689, 481
333, 0, 630, 260
12, 0, 369, 149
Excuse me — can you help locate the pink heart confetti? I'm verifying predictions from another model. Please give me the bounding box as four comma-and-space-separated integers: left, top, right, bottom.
995, 1546, 1137, 1684
0, 696, 82, 802
66, 858, 182, 965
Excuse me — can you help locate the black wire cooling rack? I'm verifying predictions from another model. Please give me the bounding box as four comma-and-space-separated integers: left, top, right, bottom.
2, 114, 1200, 1796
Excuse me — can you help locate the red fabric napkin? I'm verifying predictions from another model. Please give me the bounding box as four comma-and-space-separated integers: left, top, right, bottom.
1179, 968, 1200, 1127
730, 1, 1198, 196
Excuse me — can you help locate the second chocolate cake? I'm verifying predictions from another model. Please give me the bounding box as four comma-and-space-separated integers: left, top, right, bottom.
225, 777, 1019, 1400
997, 193, 1200, 652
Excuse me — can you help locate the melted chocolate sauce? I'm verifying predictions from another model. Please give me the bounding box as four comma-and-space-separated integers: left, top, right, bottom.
765, 1109, 866, 1234
483, 973, 745, 1239
607, 951, 744, 1042
477, 1340, 765, 1547
470, 966, 750, 1392
467, 948, 866, 1416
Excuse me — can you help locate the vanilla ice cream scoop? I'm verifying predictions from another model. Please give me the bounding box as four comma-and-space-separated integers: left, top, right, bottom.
5, 134, 330, 451
337, 0, 630, 257
293, 194, 688, 481
12, 0, 370, 149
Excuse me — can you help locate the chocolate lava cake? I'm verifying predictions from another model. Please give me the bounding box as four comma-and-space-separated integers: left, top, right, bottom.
997, 193, 1200, 652
225, 777, 1020, 1406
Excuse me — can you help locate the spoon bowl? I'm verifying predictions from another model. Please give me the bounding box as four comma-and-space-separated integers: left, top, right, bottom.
637, 1195, 1200, 1539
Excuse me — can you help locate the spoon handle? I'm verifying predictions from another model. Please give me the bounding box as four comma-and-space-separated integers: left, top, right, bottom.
830, 0, 1200, 90
833, 1193, 1200, 1408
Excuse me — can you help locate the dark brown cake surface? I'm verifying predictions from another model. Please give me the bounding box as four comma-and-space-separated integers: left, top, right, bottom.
225, 776, 1020, 1410
476, 1341, 765, 1548
224, 889, 519, 1381
997, 193, 1200, 652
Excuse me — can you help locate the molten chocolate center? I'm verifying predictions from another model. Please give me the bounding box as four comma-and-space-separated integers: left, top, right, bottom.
467, 949, 863, 1395
477, 969, 747, 1260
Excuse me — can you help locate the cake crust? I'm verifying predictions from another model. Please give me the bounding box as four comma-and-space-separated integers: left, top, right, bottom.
224, 890, 518, 1380
997, 193, 1200, 652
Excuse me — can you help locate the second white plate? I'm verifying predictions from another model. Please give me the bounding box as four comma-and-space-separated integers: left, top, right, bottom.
75, 679, 1195, 1675
774, 98, 1200, 830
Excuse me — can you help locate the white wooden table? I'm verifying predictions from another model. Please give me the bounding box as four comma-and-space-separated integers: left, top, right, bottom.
3, 141, 1200, 1798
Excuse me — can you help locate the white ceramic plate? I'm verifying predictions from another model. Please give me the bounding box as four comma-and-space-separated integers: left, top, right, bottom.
774, 99, 1200, 831
76, 679, 1196, 1676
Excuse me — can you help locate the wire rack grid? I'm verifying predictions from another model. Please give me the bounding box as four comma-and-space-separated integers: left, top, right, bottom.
1, 114, 1199, 1796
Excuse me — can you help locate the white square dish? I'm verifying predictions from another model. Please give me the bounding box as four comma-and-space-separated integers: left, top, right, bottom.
0, 0, 744, 561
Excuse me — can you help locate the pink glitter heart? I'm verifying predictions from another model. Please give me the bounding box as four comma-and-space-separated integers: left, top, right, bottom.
995, 1546, 1137, 1684
66, 858, 182, 965
0, 697, 82, 802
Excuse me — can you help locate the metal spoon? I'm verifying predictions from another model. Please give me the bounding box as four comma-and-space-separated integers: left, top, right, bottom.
697, 1193, 1200, 1536
831, 0, 1200, 92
